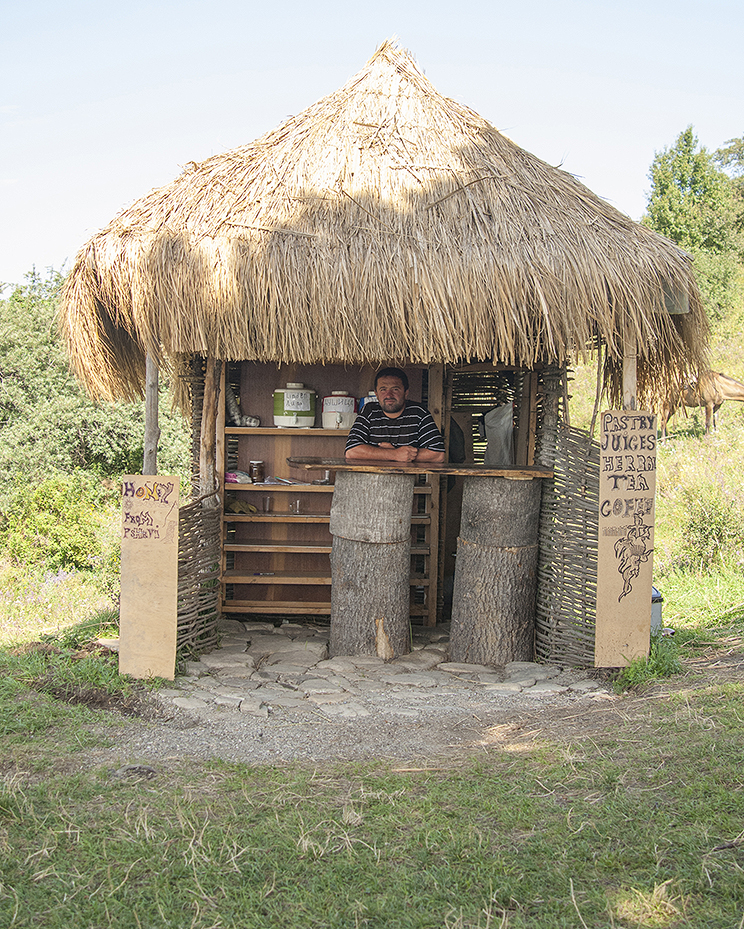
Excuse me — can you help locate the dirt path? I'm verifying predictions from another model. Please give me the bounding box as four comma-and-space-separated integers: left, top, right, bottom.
73, 636, 743, 771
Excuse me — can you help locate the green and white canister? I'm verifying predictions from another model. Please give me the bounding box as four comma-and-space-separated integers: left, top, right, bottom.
273, 383, 316, 427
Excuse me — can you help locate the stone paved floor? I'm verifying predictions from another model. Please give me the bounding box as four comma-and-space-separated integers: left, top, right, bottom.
157, 618, 607, 721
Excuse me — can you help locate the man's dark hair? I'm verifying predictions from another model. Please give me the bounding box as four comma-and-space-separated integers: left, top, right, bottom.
374, 367, 409, 391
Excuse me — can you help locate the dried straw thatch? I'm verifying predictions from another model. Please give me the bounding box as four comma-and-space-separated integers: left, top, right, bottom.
60, 40, 706, 405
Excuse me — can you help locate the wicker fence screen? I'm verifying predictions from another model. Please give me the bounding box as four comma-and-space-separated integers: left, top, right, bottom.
535, 423, 600, 667
177, 495, 221, 654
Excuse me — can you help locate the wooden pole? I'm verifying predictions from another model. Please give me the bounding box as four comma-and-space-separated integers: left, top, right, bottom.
143, 354, 160, 475
199, 358, 222, 504
623, 320, 637, 411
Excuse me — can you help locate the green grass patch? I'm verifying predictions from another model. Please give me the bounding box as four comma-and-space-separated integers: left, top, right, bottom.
0, 670, 743, 928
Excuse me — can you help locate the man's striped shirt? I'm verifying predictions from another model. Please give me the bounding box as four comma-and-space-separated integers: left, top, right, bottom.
345, 401, 445, 454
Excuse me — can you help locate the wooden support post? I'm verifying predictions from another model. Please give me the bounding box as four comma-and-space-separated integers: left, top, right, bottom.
449, 476, 542, 666
623, 320, 637, 411
199, 358, 222, 504
329, 471, 415, 659
143, 354, 160, 475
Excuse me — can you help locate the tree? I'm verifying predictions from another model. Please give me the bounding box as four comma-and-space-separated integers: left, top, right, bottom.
643, 127, 742, 319
715, 133, 744, 241
0, 270, 191, 494
644, 126, 737, 253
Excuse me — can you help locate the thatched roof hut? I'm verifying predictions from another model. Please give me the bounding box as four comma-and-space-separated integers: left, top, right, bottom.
60, 39, 706, 406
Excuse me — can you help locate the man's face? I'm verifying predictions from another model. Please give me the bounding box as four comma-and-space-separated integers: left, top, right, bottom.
375, 376, 408, 417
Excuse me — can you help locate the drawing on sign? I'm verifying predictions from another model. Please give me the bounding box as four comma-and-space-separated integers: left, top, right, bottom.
614, 513, 654, 601
121, 479, 178, 543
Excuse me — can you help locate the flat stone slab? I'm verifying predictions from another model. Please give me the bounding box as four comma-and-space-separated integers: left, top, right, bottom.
390, 650, 443, 671
439, 662, 495, 675
379, 672, 440, 688
214, 695, 242, 708
504, 676, 536, 688
200, 652, 256, 671
315, 658, 359, 673
482, 682, 524, 693
569, 680, 601, 692
307, 692, 350, 705
299, 679, 345, 695
239, 700, 269, 717
217, 619, 247, 635
215, 665, 257, 680
262, 694, 307, 709
265, 642, 329, 665
524, 681, 569, 695
173, 696, 208, 710
343, 656, 387, 670
266, 661, 315, 676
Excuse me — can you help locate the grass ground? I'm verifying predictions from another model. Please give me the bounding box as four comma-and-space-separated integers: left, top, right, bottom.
1, 625, 743, 928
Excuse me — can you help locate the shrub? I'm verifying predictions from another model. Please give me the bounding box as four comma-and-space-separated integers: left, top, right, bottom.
678, 484, 744, 572
0, 471, 119, 571
614, 634, 682, 691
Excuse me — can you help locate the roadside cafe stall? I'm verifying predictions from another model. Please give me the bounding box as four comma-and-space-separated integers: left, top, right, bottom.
59, 42, 707, 677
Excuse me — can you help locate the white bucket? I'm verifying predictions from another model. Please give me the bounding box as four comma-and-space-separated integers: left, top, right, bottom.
322, 391, 357, 430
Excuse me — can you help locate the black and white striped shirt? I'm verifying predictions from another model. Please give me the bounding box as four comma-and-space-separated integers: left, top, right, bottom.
345, 401, 445, 454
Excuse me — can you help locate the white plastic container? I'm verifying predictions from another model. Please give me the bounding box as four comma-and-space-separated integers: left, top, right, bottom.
322, 391, 357, 429
273, 383, 316, 427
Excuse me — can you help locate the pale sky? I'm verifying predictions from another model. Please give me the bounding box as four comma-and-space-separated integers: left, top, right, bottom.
2, 0, 742, 288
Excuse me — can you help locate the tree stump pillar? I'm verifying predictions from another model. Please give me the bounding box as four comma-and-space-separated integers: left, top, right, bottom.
329, 471, 415, 659
450, 477, 542, 666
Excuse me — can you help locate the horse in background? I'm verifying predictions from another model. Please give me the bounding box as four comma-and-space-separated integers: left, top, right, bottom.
660, 370, 744, 438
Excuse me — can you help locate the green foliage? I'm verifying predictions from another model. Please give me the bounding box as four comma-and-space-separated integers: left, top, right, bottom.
643, 127, 743, 322
690, 247, 744, 320
644, 126, 737, 253
614, 633, 682, 691
716, 132, 744, 239
0, 471, 118, 571
678, 483, 744, 573
0, 269, 191, 494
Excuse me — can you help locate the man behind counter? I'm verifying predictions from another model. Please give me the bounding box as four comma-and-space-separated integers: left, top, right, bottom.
345, 368, 445, 463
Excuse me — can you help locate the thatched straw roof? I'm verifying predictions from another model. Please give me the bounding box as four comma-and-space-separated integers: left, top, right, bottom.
60, 40, 706, 405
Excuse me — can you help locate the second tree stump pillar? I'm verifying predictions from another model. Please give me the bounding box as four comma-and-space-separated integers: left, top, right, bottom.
329, 470, 415, 660
450, 476, 542, 666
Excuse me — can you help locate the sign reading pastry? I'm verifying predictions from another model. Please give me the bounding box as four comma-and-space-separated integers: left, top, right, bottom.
595, 412, 656, 667
119, 476, 180, 680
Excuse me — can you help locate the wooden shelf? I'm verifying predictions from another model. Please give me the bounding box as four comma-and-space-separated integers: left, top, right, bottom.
223, 570, 332, 585
224, 540, 333, 553
226, 483, 334, 492
224, 541, 431, 555
225, 427, 351, 436
223, 571, 431, 586
224, 514, 331, 524
222, 600, 332, 615
223, 514, 430, 524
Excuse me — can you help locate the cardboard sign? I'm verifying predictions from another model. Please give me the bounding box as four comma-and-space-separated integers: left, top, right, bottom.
595, 412, 656, 667
119, 476, 180, 680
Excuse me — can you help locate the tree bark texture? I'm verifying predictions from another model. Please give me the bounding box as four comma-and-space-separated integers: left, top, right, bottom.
199, 358, 221, 505
329, 471, 415, 543
330, 536, 411, 658
329, 471, 415, 659
143, 354, 160, 476
450, 477, 542, 666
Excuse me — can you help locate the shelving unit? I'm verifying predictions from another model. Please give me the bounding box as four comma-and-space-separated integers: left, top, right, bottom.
218, 362, 441, 624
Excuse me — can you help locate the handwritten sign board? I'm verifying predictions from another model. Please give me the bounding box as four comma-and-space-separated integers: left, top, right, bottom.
119, 476, 180, 680
595, 412, 656, 667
